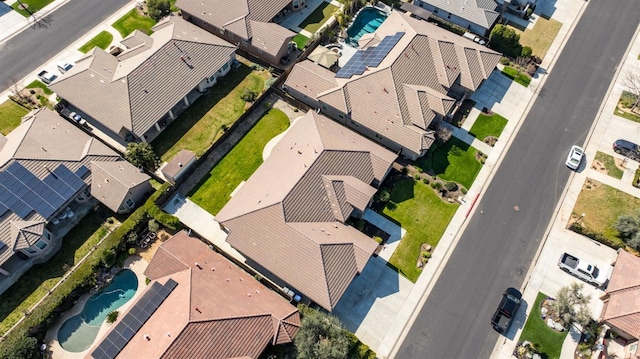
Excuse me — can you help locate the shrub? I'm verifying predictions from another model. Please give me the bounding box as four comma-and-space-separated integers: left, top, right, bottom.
147, 205, 181, 230
422, 178, 430, 184
489, 24, 522, 58
421, 251, 431, 259
373, 236, 383, 244
444, 182, 458, 191
128, 248, 136, 255
146, 0, 171, 20
0, 335, 39, 359
376, 190, 391, 203
401, 166, 409, 175
521, 46, 533, 58
461, 188, 468, 194
241, 89, 258, 102
414, 174, 421, 180
500, 57, 511, 66
148, 218, 160, 233
106, 311, 119, 323
431, 182, 442, 190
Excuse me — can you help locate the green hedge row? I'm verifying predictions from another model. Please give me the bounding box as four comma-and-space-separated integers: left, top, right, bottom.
0, 183, 178, 359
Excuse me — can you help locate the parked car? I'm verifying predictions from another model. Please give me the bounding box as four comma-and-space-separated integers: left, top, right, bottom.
566, 145, 584, 170
558, 252, 612, 288
491, 287, 522, 334
56, 61, 73, 74
68, 112, 81, 122
37, 70, 57, 85
613, 139, 640, 160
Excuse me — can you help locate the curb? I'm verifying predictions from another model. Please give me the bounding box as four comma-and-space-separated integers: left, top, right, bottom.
0, 0, 73, 45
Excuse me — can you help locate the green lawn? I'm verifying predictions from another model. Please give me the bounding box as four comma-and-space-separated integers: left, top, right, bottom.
519, 292, 568, 359
25, 80, 53, 95
292, 33, 310, 50
384, 179, 459, 282
572, 180, 640, 248
189, 109, 290, 215
11, 0, 54, 17
152, 64, 271, 161
595, 151, 624, 179
502, 66, 532, 87
78, 31, 114, 53
414, 138, 482, 190
510, 17, 562, 59
298, 2, 338, 33
468, 113, 508, 141
0, 100, 29, 135
0, 214, 114, 335
112, 8, 157, 37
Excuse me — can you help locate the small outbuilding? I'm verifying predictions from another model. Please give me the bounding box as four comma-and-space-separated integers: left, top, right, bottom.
161, 149, 197, 184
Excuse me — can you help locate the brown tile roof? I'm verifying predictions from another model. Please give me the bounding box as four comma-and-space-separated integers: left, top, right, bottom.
161, 149, 196, 179
0, 109, 122, 268
422, 0, 500, 29
284, 11, 500, 157
50, 16, 235, 139
601, 250, 640, 338
90, 161, 150, 212
175, 0, 294, 57
217, 112, 395, 310
90, 231, 299, 359
10, 220, 45, 250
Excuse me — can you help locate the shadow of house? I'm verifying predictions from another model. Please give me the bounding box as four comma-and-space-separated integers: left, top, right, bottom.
284, 11, 501, 160
50, 16, 236, 145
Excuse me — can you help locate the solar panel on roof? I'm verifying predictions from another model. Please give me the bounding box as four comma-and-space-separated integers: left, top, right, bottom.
0, 203, 8, 217
76, 165, 90, 178
91, 281, 177, 359
336, 32, 405, 79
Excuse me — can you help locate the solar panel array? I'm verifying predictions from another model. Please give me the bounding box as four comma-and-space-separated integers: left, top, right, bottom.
91, 279, 178, 359
0, 162, 87, 220
336, 32, 404, 79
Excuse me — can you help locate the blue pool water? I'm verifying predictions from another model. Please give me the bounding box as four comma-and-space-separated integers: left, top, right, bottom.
58, 269, 138, 352
346, 8, 388, 46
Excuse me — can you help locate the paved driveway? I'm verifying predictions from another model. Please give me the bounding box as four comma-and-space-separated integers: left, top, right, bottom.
333, 256, 413, 352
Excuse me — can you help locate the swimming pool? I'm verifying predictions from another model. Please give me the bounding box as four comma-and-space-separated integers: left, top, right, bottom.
58, 269, 138, 353
346, 7, 388, 46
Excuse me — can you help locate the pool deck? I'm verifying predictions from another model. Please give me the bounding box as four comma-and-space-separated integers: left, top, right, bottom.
44, 256, 149, 359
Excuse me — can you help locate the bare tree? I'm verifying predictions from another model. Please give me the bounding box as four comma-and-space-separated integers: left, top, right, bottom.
622, 68, 640, 113
514, 56, 529, 78
10, 77, 29, 103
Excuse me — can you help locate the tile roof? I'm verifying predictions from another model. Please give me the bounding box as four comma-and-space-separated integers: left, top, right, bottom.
89, 161, 151, 212
92, 231, 299, 359
217, 112, 395, 310
601, 250, 640, 338
161, 149, 196, 179
175, 0, 294, 57
284, 11, 500, 157
50, 16, 235, 139
0, 109, 123, 267
421, 0, 500, 29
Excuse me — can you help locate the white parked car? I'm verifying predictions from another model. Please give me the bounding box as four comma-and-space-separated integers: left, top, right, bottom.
566, 145, 584, 170
56, 61, 73, 74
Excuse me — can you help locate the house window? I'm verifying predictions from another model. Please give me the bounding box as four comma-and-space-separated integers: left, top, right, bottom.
35, 239, 48, 251
222, 62, 229, 71
447, 13, 451, 19
338, 114, 344, 119
126, 198, 135, 209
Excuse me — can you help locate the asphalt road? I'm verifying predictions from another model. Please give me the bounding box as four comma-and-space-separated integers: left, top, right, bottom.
395, 0, 640, 358
0, 0, 129, 91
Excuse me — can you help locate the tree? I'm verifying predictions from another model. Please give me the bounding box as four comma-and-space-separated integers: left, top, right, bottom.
125, 142, 158, 170
294, 310, 350, 359
146, 0, 171, 21
614, 211, 640, 250
489, 25, 522, 59
621, 67, 640, 113
551, 283, 591, 329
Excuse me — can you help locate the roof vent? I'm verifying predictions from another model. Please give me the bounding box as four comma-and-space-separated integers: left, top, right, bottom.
178, 162, 183, 167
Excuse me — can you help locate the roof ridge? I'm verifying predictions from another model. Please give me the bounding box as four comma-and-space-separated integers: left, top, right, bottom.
90, 160, 130, 189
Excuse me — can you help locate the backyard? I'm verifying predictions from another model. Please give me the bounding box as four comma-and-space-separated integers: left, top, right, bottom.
78, 31, 114, 53
510, 16, 562, 59
383, 178, 459, 282
0, 100, 29, 135
518, 292, 568, 359
189, 108, 290, 215
112, 8, 157, 37
11, 0, 53, 17
152, 63, 272, 162
298, 2, 339, 33
414, 138, 482, 190
571, 179, 640, 248
292, 33, 310, 50
469, 112, 508, 141
0, 212, 116, 335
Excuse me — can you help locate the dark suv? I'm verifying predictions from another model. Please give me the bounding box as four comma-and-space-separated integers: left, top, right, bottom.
491, 287, 522, 334
613, 139, 640, 160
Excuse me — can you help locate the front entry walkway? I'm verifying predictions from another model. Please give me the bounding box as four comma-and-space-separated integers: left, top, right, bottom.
362, 209, 406, 262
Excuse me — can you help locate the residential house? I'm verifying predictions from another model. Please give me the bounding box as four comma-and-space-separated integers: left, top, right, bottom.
0, 109, 150, 293
88, 230, 300, 359
284, 10, 501, 160
600, 250, 640, 359
51, 16, 236, 144
216, 111, 397, 311
414, 0, 501, 36
176, 0, 296, 67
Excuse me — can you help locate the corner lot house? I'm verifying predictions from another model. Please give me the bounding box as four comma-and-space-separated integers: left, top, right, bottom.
0, 109, 150, 293
216, 112, 397, 311
88, 231, 299, 359
176, 0, 296, 67
414, 0, 501, 36
51, 16, 236, 144
284, 11, 501, 160
600, 250, 640, 358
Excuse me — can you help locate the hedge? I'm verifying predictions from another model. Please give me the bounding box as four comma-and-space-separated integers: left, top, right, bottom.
0, 183, 174, 358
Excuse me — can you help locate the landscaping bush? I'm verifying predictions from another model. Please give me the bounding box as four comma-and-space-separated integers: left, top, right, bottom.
0, 334, 39, 359
422, 178, 430, 184
489, 24, 522, 58
414, 174, 421, 180
373, 236, 383, 244
240, 89, 258, 102
147, 204, 181, 230
376, 190, 391, 203
526, 64, 537, 76
148, 219, 160, 233
106, 310, 119, 323
569, 222, 625, 249
521, 46, 533, 58
431, 182, 442, 190
444, 182, 458, 192
500, 57, 511, 66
